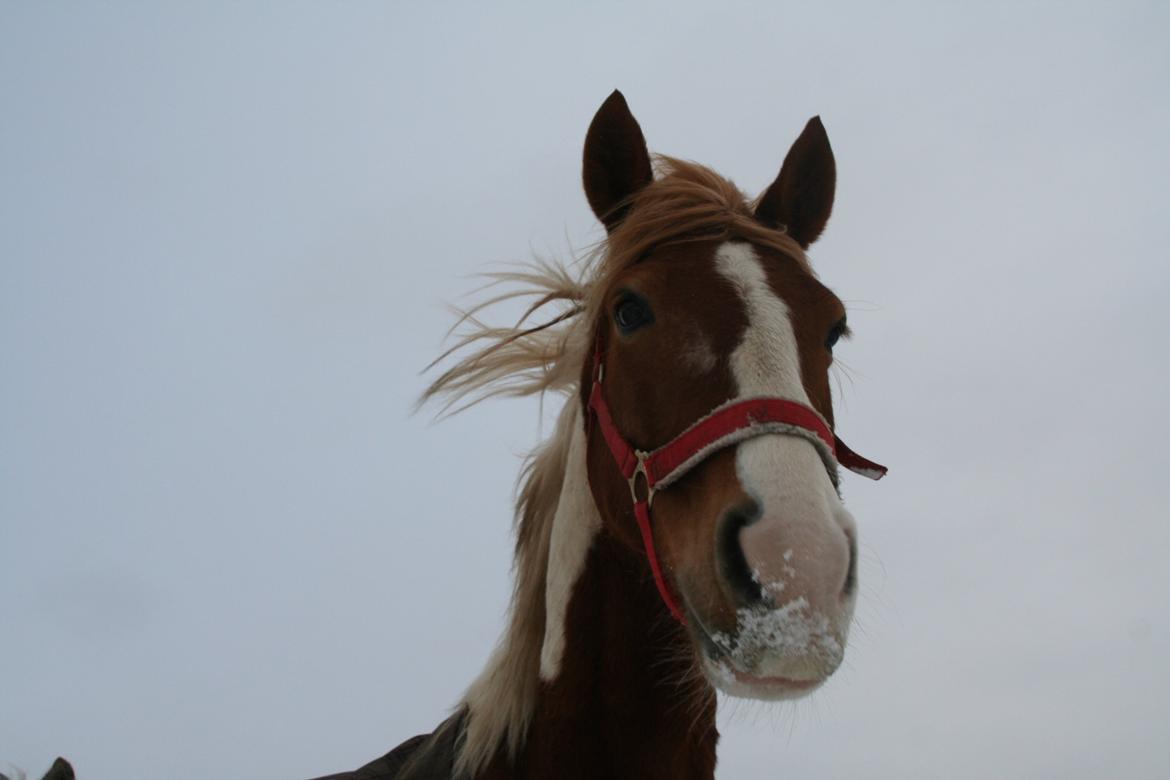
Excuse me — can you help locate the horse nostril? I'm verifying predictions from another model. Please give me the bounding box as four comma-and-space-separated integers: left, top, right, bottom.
842, 529, 858, 598
718, 499, 764, 607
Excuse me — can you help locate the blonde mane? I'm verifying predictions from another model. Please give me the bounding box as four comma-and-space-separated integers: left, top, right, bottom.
419, 157, 805, 777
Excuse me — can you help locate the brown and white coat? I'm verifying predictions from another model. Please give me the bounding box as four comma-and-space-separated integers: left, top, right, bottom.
313, 90, 883, 780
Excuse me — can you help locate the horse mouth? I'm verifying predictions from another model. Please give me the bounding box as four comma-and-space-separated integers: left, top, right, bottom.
696, 638, 831, 700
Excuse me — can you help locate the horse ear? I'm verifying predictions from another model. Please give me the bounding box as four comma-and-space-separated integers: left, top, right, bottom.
755, 116, 836, 248
583, 90, 653, 232
41, 758, 75, 780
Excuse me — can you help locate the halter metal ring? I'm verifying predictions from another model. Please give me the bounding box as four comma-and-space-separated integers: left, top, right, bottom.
627, 450, 655, 508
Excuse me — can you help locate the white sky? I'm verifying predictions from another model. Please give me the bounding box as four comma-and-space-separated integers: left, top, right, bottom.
2, 3, 1168, 778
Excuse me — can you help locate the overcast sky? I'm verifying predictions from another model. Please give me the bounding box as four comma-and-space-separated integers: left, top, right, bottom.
2, 3, 1168, 779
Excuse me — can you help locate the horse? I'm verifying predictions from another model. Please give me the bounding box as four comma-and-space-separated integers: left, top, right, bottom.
313, 90, 886, 780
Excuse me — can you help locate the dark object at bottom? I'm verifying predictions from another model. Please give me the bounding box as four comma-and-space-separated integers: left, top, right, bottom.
308, 712, 465, 780
43, 759, 75, 780
0, 757, 75, 780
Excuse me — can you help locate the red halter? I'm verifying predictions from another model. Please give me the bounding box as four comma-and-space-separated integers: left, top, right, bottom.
586, 349, 887, 625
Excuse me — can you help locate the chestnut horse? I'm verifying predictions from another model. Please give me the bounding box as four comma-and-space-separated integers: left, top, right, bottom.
314, 90, 885, 780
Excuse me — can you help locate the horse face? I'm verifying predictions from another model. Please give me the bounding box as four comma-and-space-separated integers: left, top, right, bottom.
582, 92, 858, 700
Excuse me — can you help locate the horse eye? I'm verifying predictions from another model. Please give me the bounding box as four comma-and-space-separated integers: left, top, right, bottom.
826, 319, 847, 351
614, 295, 653, 334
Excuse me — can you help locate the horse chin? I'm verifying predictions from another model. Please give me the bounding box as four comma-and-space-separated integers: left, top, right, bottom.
699, 652, 829, 701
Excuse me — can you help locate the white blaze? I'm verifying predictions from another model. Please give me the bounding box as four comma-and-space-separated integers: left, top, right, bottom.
713, 241, 855, 684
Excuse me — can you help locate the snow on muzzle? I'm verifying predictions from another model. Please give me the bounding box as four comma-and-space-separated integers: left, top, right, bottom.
706, 433, 858, 694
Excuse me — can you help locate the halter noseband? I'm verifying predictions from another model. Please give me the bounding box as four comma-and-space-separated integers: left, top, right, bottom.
586, 348, 887, 625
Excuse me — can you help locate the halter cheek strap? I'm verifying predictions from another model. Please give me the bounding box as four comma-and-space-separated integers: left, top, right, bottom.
586, 350, 887, 625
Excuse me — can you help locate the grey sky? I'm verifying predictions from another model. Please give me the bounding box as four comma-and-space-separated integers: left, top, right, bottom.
2, 2, 1168, 778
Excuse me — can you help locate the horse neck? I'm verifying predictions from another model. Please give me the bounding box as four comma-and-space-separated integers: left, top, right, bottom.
481, 531, 718, 780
